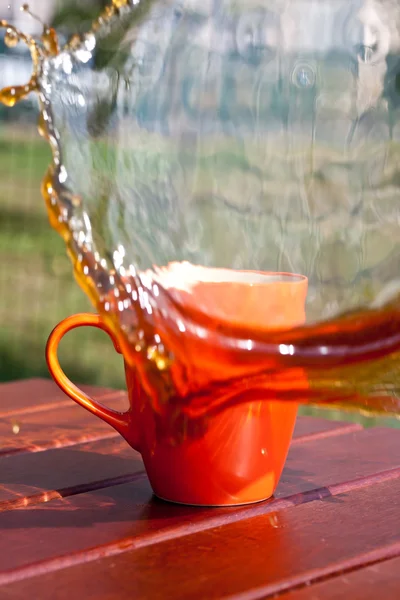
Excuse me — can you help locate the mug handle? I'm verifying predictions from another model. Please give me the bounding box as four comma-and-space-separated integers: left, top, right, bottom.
46, 313, 130, 438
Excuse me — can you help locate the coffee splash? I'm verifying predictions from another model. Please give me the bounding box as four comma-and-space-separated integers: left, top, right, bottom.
1, 0, 399, 425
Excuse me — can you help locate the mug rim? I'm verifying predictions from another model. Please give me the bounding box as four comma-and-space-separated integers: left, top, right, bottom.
212, 270, 307, 286
150, 264, 308, 290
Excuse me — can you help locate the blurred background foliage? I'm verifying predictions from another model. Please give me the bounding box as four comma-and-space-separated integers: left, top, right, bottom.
0, 0, 398, 428
52, 0, 109, 34
0, 0, 125, 388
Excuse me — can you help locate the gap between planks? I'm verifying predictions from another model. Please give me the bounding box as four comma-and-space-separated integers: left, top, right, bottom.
1, 465, 398, 588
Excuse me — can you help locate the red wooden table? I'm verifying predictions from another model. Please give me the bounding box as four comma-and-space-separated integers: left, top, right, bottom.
0, 378, 399, 599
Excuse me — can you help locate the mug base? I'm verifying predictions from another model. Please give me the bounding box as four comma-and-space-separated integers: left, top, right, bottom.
154, 493, 273, 508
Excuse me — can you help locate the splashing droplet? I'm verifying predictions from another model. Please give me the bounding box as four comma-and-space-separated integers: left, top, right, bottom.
112, 0, 130, 7
0, 87, 17, 107
4, 28, 19, 48
42, 27, 59, 56
0, 20, 45, 108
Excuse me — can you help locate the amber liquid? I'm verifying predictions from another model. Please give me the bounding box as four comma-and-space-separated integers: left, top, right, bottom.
71, 247, 400, 425
1, 1, 399, 426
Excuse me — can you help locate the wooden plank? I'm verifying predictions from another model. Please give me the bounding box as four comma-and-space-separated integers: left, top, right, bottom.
277, 427, 400, 497
292, 417, 362, 443
279, 555, 400, 600
0, 437, 144, 507
0, 381, 362, 463
0, 427, 398, 573
0, 381, 363, 461
0, 380, 371, 506
0, 380, 368, 460
0, 466, 397, 579
1, 476, 399, 598
0, 410, 359, 459
1, 424, 398, 510
0, 380, 357, 439
0, 379, 127, 418
0, 400, 129, 458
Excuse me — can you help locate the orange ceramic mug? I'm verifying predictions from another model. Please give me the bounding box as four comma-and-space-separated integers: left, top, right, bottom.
46, 269, 308, 506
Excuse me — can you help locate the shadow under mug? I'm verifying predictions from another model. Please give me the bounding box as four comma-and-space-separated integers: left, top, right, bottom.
46, 270, 308, 506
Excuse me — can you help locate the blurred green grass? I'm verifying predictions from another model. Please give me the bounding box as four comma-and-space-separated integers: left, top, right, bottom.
0, 123, 398, 429
0, 124, 125, 388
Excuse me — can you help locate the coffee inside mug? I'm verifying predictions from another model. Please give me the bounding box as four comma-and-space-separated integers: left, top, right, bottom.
150, 263, 307, 329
